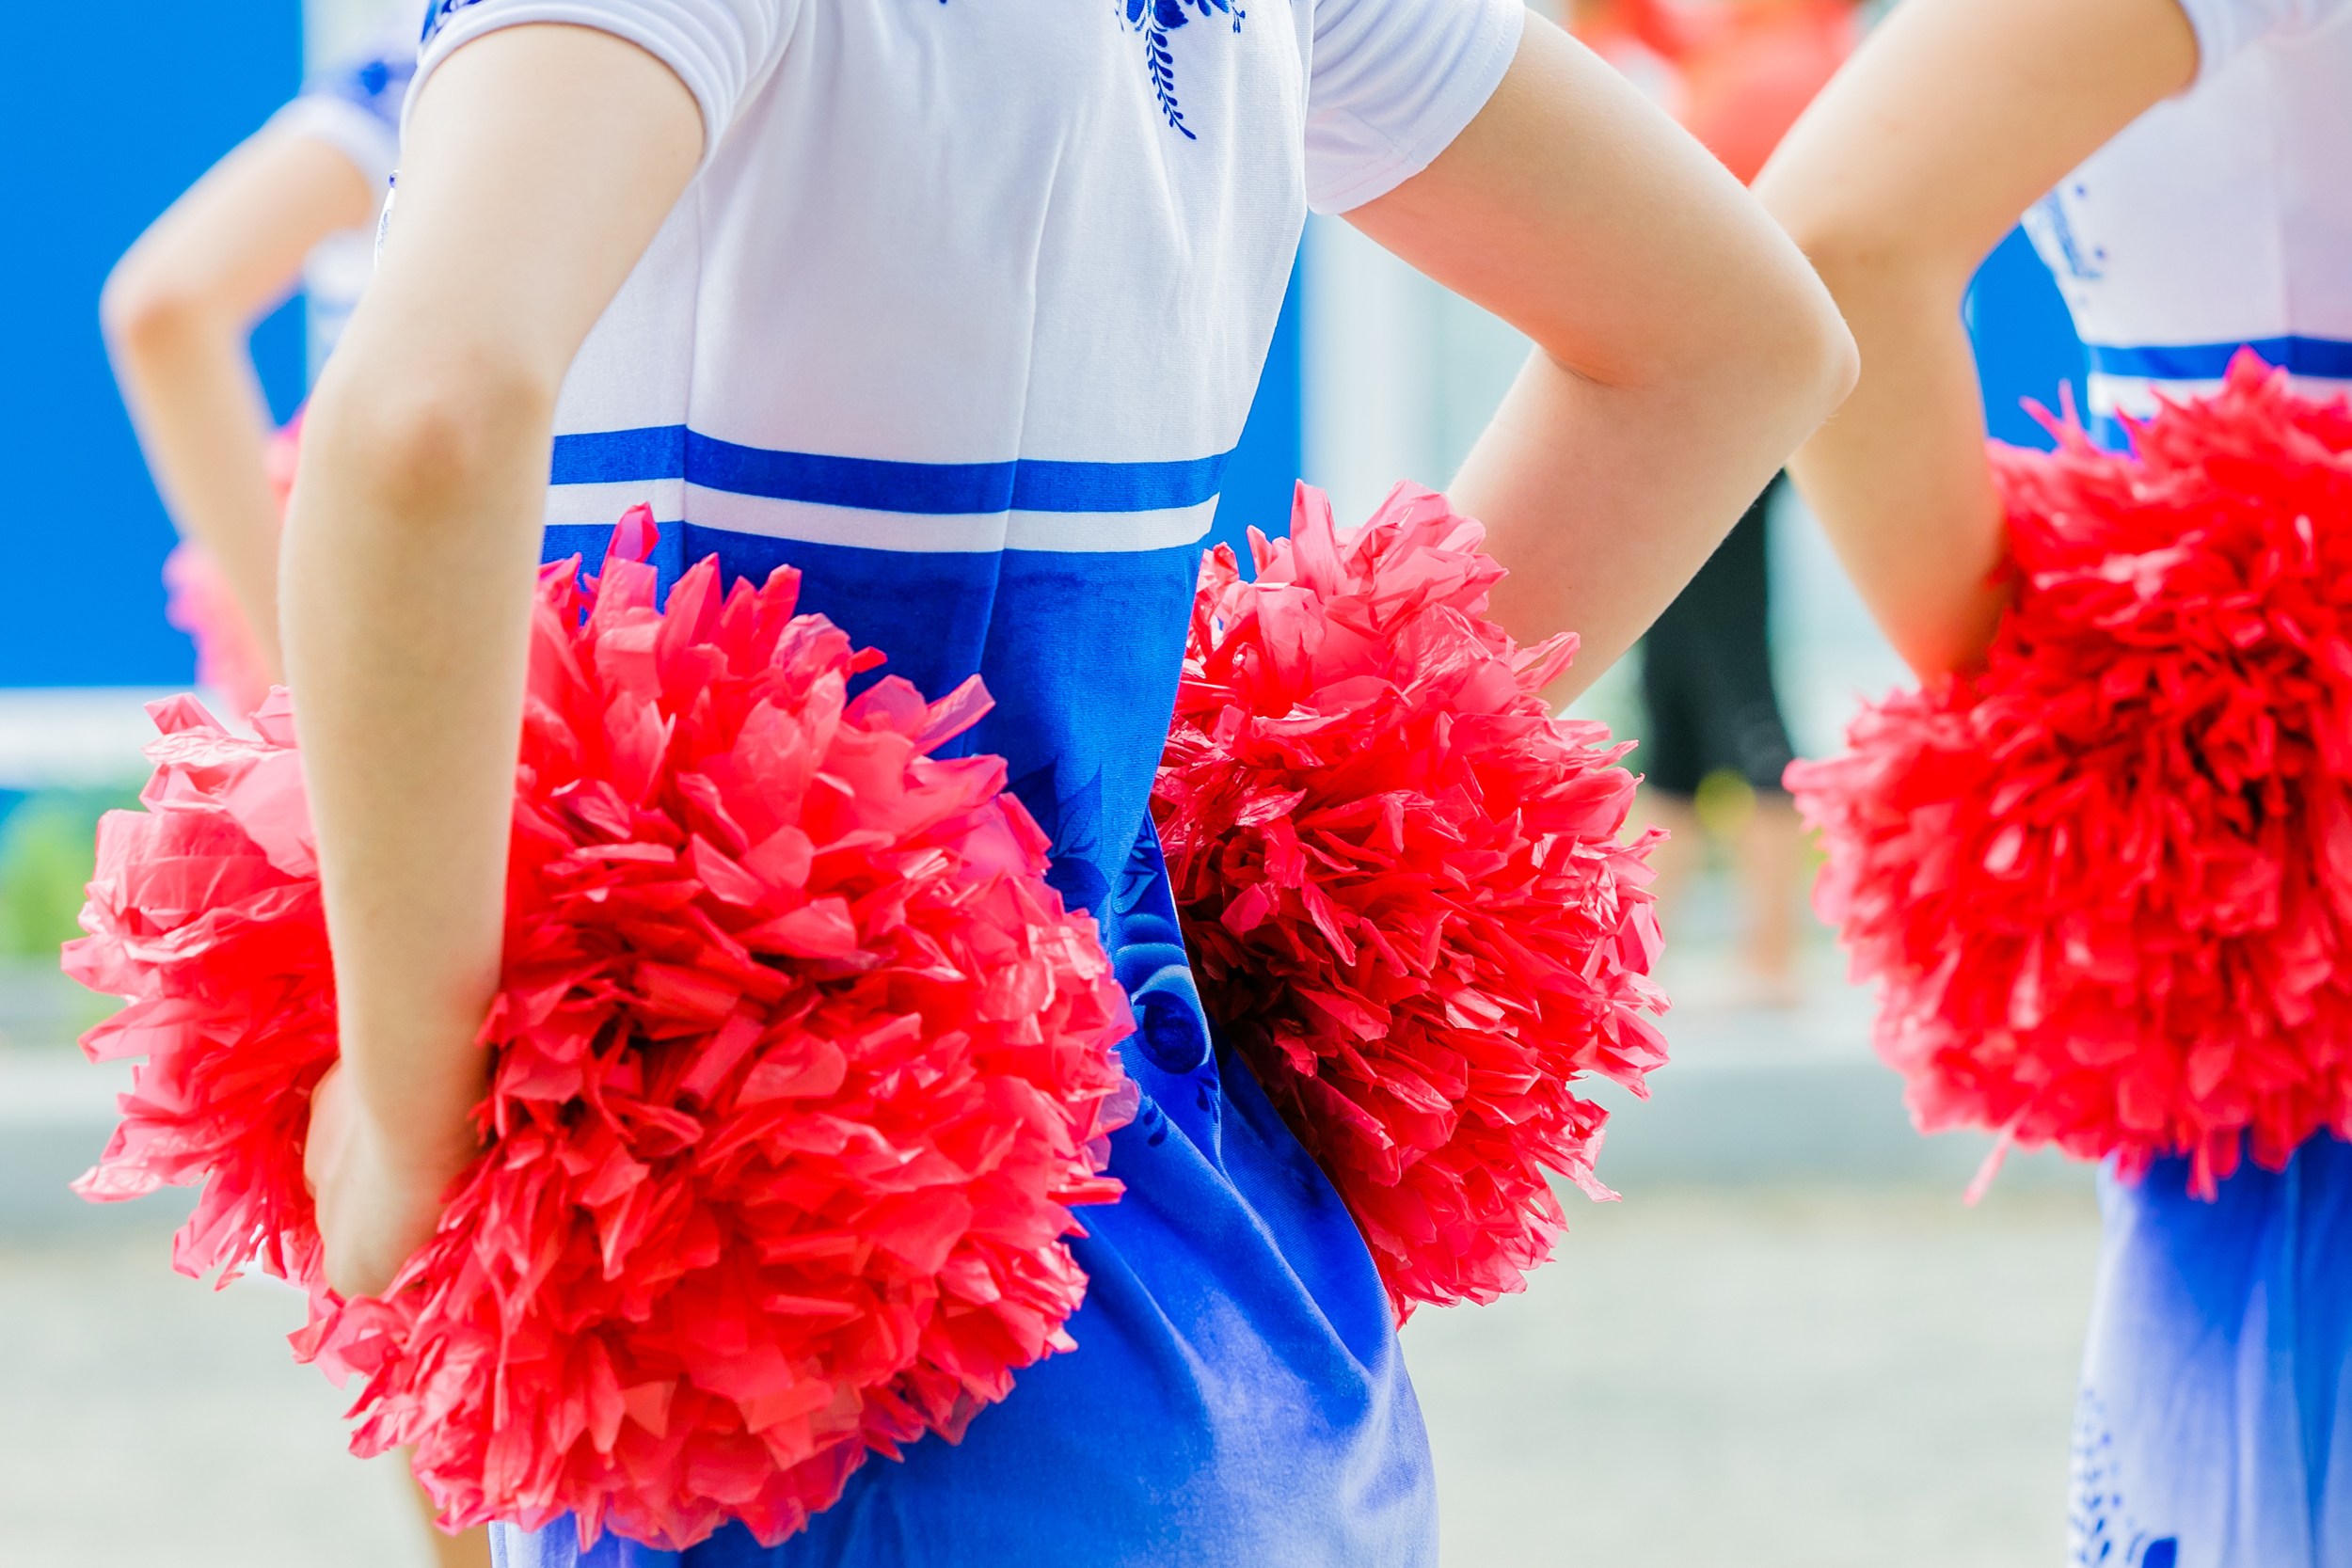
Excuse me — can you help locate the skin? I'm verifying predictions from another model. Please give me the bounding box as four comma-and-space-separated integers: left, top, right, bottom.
1368, 19, 1857, 695
1640, 788, 1805, 1000
103, 129, 377, 684
104, 113, 494, 1568
295, 18, 1856, 1301
1752, 0, 2199, 678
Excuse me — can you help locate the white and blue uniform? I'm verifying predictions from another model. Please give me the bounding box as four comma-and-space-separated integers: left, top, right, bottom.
264, 9, 416, 371
405, 0, 1523, 1560
2023, 4, 2352, 1563
2025, 0, 2352, 444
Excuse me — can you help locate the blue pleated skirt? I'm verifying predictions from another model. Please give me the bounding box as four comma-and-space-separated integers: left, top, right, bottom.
2069, 1135, 2352, 1567
486, 518, 1438, 1566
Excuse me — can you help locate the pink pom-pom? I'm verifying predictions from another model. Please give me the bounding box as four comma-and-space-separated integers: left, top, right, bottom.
163, 543, 273, 721
69, 506, 1136, 1549
1152, 482, 1668, 1321
1788, 352, 2352, 1198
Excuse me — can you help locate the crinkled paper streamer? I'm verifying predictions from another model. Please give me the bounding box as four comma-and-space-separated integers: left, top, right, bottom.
1789, 352, 2352, 1197
1152, 481, 1668, 1322
68, 506, 1137, 1549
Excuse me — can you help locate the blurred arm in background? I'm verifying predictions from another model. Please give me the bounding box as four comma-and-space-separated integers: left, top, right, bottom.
101, 127, 376, 688
1352, 15, 1859, 700
1752, 0, 2197, 678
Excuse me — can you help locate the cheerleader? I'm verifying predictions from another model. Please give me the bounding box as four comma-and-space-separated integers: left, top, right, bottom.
282, 1, 1852, 1560
1756, 0, 2352, 1560
103, 7, 416, 714
101, 13, 495, 1567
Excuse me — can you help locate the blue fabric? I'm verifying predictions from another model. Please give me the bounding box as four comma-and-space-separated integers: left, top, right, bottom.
2087, 336, 2352, 383
318, 34, 413, 134
2069, 1136, 2352, 1568
495, 522, 1437, 1566
2064, 352, 2352, 1568
548, 430, 1236, 515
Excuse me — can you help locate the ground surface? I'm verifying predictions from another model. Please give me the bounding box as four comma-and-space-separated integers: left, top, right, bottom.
0, 1235, 425, 1568
0, 784, 2104, 1566
1406, 1184, 2099, 1568
0, 1180, 2100, 1568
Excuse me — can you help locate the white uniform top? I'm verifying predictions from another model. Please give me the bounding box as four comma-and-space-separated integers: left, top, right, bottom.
2024, 0, 2352, 426
265, 12, 417, 372
410, 0, 1520, 555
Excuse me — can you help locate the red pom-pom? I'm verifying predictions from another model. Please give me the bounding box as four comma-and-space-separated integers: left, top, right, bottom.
1152, 482, 1667, 1320
1788, 353, 2352, 1197
68, 508, 1136, 1549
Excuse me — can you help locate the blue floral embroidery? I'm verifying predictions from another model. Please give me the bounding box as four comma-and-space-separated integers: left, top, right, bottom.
421, 0, 488, 46
326, 48, 417, 135
1013, 762, 1215, 1074
1010, 759, 1110, 912
1118, 0, 1246, 140
2026, 188, 2107, 282
2068, 1390, 2180, 1568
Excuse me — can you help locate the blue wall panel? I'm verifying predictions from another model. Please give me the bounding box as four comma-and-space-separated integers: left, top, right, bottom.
0, 6, 305, 688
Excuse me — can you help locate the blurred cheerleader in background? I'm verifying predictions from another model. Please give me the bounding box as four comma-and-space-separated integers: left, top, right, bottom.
100, 9, 494, 1566
1759, 0, 2352, 1560
102, 6, 414, 720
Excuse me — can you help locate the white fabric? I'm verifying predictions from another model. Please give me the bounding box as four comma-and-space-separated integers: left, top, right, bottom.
2023, 0, 2352, 422
266, 12, 419, 372
408, 0, 1519, 552
2175, 0, 2352, 79
268, 92, 402, 194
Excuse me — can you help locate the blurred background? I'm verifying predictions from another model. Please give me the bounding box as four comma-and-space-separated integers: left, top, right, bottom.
0, 2, 2101, 1564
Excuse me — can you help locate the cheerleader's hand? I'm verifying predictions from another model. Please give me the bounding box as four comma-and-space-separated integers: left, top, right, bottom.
305, 1061, 475, 1300
280, 22, 696, 1309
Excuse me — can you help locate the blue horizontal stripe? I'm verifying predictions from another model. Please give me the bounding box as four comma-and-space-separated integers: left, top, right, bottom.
1009, 452, 1228, 512
550, 426, 684, 484
2088, 336, 2352, 382
691, 434, 1013, 514
548, 426, 1231, 515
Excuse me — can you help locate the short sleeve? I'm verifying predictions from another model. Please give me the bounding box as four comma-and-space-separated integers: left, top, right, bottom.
1304, 0, 1524, 214
413, 0, 796, 170
263, 21, 418, 190
2174, 0, 2352, 81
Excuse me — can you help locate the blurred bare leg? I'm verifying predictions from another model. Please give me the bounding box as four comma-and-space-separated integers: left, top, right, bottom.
1633, 789, 1703, 924
1736, 790, 1804, 1003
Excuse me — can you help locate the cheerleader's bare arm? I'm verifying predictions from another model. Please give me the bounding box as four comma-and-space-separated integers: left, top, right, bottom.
286, 24, 704, 1299
1754, 0, 2197, 678
1357, 16, 1857, 700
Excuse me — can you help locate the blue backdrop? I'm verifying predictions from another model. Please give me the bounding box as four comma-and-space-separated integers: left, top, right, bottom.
3, 6, 307, 688
0, 7, 1301, 690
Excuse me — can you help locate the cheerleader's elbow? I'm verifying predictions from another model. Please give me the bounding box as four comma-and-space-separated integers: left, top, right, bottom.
1772, 274, 1862, 431
300, 346, 556, 543
1674, 247, 1859, 448
100, 258, 237, 372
